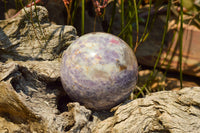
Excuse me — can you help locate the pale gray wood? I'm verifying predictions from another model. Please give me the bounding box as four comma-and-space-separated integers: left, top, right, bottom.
0, 6, 77, 62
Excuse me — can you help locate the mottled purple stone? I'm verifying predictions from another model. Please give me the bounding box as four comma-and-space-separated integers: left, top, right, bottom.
60, 32, 138, 110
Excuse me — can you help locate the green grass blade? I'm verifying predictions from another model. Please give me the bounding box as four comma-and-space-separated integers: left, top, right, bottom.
33, 0, 44, 36
135, 0, 172, 98
138, 1, 167, 45
162, 18, 180, 76
152, 0, 171, 75
128, 0, 133, 47
133, 0, 139, 52
164, 35, 179, 76
107, 0, 117, 33
71, 0, 79, 25
118, 16, 134, 37
139, 0, 152, 44
118, 0, 142, 37
179, 0, 183, 88
121, 0, 125, 39
81, 0, 85, 35
19, 0, 28, 16
4, 0, 7, 15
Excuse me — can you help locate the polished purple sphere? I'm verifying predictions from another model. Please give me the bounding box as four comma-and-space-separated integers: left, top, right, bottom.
60, 32, 138, 110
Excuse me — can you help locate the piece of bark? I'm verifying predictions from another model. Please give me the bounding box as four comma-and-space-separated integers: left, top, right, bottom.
0, 80, 49, 132
1, 60, 200, 132
92, 87, 200, 133
0, 5, 91, 132
0, 61, 57, 132
0, 60, 95, 132
0, 5, 77, 62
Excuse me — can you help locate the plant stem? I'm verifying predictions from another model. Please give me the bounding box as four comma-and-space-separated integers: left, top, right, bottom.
118, 0, 142, 37
107, 0, 117, 33
152, 0, 171, 76
139, 0, 152, 44
71, 0, 79, 25
179, 0, 183, 88
135, 0, 171, 98
133, 0, 139, 52
81, 0, 85, 35
128, 0, 133, 47
120, 0, 124, 39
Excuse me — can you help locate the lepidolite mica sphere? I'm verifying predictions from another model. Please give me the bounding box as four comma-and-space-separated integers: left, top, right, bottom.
61, 32, 138, 110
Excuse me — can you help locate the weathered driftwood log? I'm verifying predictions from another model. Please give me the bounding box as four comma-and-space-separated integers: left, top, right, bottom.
0, 5, 77, 62
1, 60, 200, 132
0, 5, 200, 133
92, 87, 200, 133
0, 60, 92, 132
